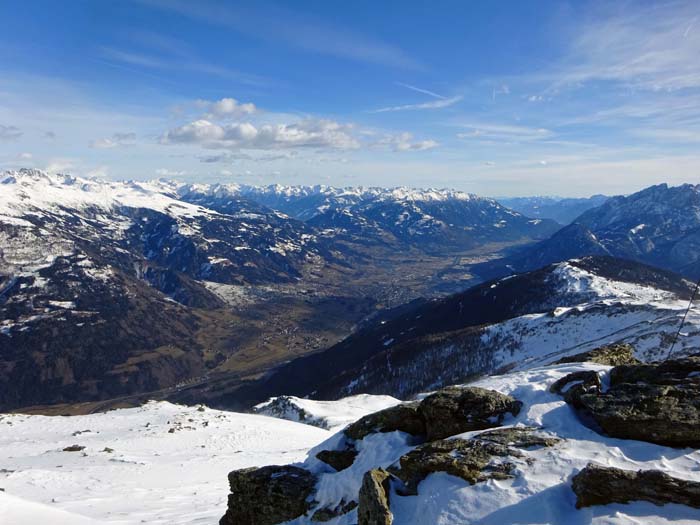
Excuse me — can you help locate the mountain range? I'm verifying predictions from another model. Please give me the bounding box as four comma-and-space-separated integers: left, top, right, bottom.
0, 169, 555, 410
214, 255, 699, 408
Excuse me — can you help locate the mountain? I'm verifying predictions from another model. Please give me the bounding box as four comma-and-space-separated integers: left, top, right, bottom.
223, 256, 698, 406
0, 170, 376, 410
176, 183, 561, 253
0, 169, 559, 411
477, 183, 700, 280
497, 194, 609, 224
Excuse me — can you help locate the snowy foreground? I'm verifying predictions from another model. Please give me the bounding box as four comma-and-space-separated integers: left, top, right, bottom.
2, 364, 700, 524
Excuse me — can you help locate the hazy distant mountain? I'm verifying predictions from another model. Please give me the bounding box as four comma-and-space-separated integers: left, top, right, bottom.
496, 194, 609, 224
476, 183, 700, 280
178, 184, 560, 252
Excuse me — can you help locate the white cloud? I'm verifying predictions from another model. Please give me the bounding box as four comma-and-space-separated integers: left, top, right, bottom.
377, 132, 438, 152
155, 168, 187, 177
371, 95, 462, 113
395, 82, 446, 100
45, 158, 75, 174
556, 2, 700, 91
0, 124, 22, 141
457, 123, 553, 142
17, 152, 32, 160
200, 97, 257, 119
162, 118, 359, 150
90, 132, 136, 149
86, 165, 109, 178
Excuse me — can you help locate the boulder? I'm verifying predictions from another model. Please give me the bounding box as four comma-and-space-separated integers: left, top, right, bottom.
345, 402, 425, 441
609, 354, 700, 386
557, 357, 700, 448
391, 438, 516, 494
417, 386, 522, 441
358, 469, 393, 525
476, 427, 560, 448
572, 463, 700, 509
311, 500, 357, 522
219, 465, 316, 525
549, 370, 601, 404
315, 449, 358, 472
554, 343, 640, 366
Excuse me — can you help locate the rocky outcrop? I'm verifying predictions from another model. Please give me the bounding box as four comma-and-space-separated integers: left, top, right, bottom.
554, 343, 640, 366
345, 402, 425, 441
358, 469, 393, 525
311, 500, 357, 522
219, 465, 316, 525
417, 386, 523, 441
390, 428, 558, 494
316, 449, 358, 472
344, 386, 522, 443
572, 463, 700, 509
556, 356, 700, 447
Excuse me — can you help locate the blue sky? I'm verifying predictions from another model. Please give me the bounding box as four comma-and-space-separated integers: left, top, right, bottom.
1, 0, 699, 196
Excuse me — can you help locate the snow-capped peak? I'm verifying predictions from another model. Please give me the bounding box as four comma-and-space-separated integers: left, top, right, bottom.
0, 169, 212, 220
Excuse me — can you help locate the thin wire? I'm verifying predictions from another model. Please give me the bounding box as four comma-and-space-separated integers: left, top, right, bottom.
665, 276, 700, 361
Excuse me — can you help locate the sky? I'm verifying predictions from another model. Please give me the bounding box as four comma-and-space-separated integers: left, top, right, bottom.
1, 0, 699, 196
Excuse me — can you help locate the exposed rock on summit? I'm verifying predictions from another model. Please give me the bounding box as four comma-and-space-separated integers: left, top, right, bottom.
219, 465, 316, 525
553, 343, 640, 366
417, 386, 523, 441
572, 463, 700, 509
556, 355, 700, 447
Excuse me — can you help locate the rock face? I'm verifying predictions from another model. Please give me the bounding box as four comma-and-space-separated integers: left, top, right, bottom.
391, 428, 558, 494
344, 402, 425, 441
219, 465, 316, 525
572, 463, 700, 509
358, 469, 393, 525
316, 449, 358, 472
554, 343, 640, 366
557, 356, 700, 447
418, 386, 523, 441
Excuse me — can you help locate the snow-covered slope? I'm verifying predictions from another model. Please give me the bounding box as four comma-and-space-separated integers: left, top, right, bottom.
236, 256, 699, 403
480, 182, 700, 279
176, 182, 560, 251
253, 394, 401, 431
0, 401, 331, 524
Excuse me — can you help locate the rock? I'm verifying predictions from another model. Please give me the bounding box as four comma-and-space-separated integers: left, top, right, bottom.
554, 343, 640, 366
62, 444, 85, 452
219, 465, 316, 525
609, 354, 700, 386
345, 402, 425, 441
417, 386, 522, 441
559, 358, 700, 447
549, 370, 601, 404
572, 463, 700, 509
358, 469, 393, 525
390, 438, 517, 494
102, 447, 114, 453
316, 449, 358, 472
311, 500, 357, 522
476, 427, 560, 448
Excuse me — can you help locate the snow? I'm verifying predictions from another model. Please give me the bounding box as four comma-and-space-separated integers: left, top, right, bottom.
2, 366, 699, 524
254, 394, 401, 432
296, 363, 700, 525
0, 169, 212, 222
0, 401, 330, 524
